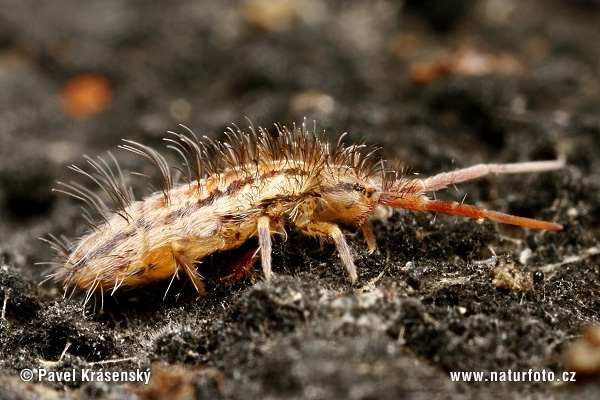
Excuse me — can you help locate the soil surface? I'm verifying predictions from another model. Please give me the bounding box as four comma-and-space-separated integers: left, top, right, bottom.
1, 2, 599, 399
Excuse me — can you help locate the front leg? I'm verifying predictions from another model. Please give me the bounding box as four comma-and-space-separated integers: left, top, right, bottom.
360, 221, 378, 254
298, 221, 357, 283
257, 215, 273, 282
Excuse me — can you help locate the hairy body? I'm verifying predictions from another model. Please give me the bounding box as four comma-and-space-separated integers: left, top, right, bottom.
47, 122, 564, 300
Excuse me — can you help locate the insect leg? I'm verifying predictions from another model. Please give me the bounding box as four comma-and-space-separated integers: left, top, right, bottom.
171, 241, 207, 295
330, 225, 357, 282
299, 221, 357, 282
257, 216, 273, 282
361, 222, 378, 254
220, 246, 260, 282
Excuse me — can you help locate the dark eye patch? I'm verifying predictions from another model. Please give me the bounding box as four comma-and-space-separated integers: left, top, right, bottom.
353, 183, 366, 195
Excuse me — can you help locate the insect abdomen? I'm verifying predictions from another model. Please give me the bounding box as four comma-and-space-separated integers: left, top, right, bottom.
63, 164, 310, 292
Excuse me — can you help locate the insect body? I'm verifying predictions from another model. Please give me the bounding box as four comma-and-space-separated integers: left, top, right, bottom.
47, 122, 563, 299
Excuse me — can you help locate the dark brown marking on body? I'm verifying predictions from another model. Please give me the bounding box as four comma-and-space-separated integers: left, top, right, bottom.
225, 176, 254, 195
258, 195, 298, 210
197, 188, 224, 207
131, 263, 153, 276
257, 190, 319, 211
74, 230, 135, 269
137, 218, 153, 231
260, 167, 305, 180
167, 201, 200, 222
203, 168, 308, 208
219, 210, 256, 224
322, 182, 355, 193
257, 193, 313, 220
116, 262, 130, 272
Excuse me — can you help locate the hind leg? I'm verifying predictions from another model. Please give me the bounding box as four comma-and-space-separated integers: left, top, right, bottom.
171, 241, 207, 295
220, 246, 260, 283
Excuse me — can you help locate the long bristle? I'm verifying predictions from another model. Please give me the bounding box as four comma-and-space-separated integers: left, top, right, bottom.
162, 121, 385, 191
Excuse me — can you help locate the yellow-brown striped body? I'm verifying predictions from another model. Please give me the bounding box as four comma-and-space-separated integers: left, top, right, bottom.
63, 159, 378, 293
50, 122, 563, 301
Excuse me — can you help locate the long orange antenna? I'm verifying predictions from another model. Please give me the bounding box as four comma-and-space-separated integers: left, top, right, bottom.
379, 194, 563, 231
